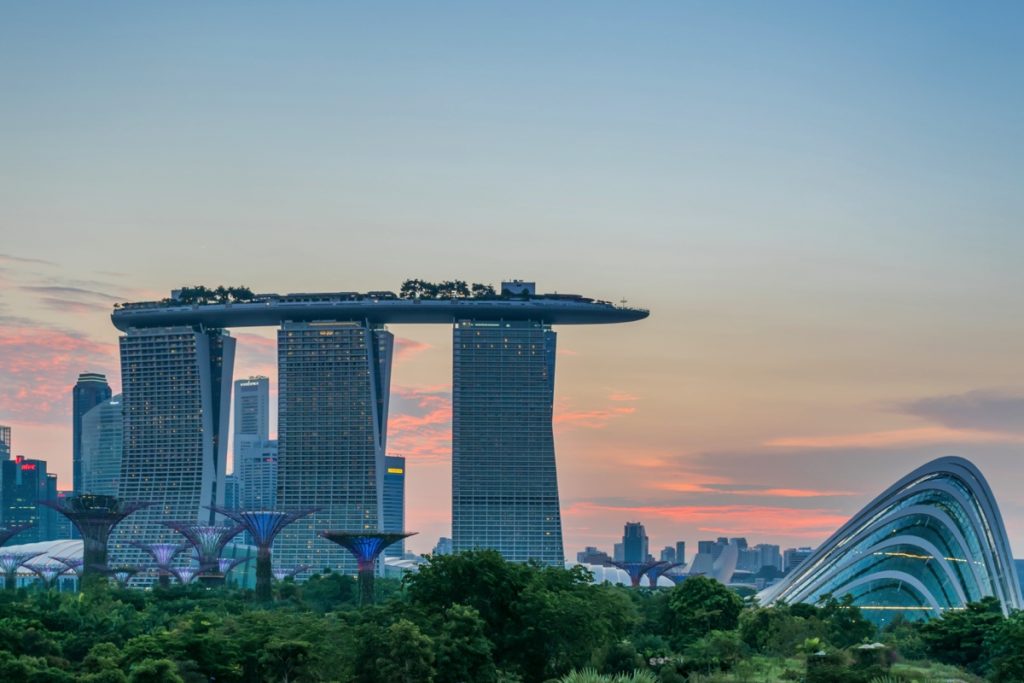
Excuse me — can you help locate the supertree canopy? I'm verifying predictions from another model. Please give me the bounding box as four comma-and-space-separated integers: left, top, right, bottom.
645, 561, 682, 587
207, 505, 318, 600
100, 565, 142, 588
24, 563, 68, 588
40, 495, 151, 583
0, 524, 32, 549
0, 552, 44, 591
52, 557, 84, 578
174, 566, 198, 585
320, 531, 416, 605
610, 560, 668, 588
163, 522, 243, 578
131, 542, 186, 588
273, 565, 311, 582
218, 556, 249, 575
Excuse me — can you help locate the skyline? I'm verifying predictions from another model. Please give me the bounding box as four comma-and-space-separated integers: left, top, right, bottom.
3, 2, 1024, 557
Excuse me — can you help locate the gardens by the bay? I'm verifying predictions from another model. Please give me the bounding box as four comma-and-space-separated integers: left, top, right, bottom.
1, 498, 1024, 681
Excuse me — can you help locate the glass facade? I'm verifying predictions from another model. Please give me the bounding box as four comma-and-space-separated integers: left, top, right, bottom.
72, 373, 112, 495
80, 395, 123, 497
451, 320, 564, 565
112, 326, 236, 567
383, 455, 405, 558
275, 322, 393, 575
760, 456, 1022, 623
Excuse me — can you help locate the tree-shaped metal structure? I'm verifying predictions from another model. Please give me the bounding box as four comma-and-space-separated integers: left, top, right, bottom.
319, 531, 417, 605
610, 560, 668, 588
131, 542, 186, 588
99, 564, 142, 588
663, 570, 689, 586
218, 556, 250, 585
24, 562, 68, 589
164, 522, 243, 585
645, 561, 682, 587
174, 566, 198, 585
52, 556, 85, 579
207, 505, 318, 600
272, 565, 310, 582
0, 552, 44, 591
0, 523, 32, 549
40, 494, 151, 583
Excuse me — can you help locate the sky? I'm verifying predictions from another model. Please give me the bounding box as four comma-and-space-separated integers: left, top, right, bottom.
1, 2, 1023, 557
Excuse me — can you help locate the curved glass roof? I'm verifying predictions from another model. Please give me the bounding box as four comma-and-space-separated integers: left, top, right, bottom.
759, 456, 1022, 623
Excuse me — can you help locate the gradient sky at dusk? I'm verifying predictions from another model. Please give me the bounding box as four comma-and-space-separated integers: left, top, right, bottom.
2, 3, 1023, 556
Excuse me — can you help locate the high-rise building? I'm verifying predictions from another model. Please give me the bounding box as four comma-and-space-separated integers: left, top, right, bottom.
232, 376, 270, 508
2, 456, 57, 541
112, 326, 236, 563
660, 546, 676, 563
755, 544, 782, 572
675, 541, 686, 566
451, 320, 564, 565
0, 425, 10, 460
80, 394, 123, 496
784, 547, 814, 573
383, 455, 406, 558
238, 440, 278, 510
433, 537, 453, 556
622, 522, 649, 563
275, 322, 393, 574
72, 372, 112, 494
223, 474, 241, 510
614, 542, 624, 562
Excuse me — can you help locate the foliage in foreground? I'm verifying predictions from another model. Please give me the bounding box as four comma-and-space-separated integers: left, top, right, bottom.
0, 550, 1007, 682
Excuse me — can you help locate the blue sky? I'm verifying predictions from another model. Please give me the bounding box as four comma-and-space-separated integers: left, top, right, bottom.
1, 2, 1023, 555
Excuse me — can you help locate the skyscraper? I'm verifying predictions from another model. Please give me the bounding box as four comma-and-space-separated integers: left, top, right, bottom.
72, 372, 112, 494
276, 322, 393, 573
0, 425, 10, 460
622, 522, 649, 563
232, 376, 270, 507
383, 455, 406, 558
113, 326, 236, 562
676, 541, 686, 566
223, 474, 241, 510
451, 319, 564, 565
238, 440, 278, 510
1, 455, 56, 541
80, 394, 123, 496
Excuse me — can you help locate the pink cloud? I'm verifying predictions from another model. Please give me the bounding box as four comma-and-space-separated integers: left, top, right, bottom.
765, 426, 1024, 449
387, 384, 452, 463
0, 325, 116, 424
394, 337, 431, 364
554, 406, 636, 430
607, 392, 639, 402
654, 482, 857, 498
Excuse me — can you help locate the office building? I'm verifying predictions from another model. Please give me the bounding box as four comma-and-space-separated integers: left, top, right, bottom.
112, 326, 235, 563
223, 474, 240, 510
660, 546, 676, 563
754, 544, 782, 572
80, 394, 123, 497
433, 537, 453, 556
0, 425, 10, 460
783, 547, 814, 573
237, 440, 278, 510
275, 322, 393, 574
675, 541, 686, 566
613, 542, 624, 562
72, 372, 112, 495
383, 455, 406, 558
622, 522, 649, 563
232, 376, 270, 508
451, 320, 564, 565
2, 456, 57, 541
577, 546, 612, 565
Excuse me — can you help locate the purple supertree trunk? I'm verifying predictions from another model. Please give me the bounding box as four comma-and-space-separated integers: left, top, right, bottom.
319, 531, 416, 605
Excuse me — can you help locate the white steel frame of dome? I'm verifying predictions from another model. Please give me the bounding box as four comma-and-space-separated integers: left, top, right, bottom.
759, 456, 1023, 619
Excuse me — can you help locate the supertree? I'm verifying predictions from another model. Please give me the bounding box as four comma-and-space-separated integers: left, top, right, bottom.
52, 556, 85, 579
40, 495, 151, 585
98, 565, 142, 588
273, 565, 311, 582
174, 566, 198, 585
0, 552, 44, 591
319, 531, 417, 605
664, 572, 689, 586
164, 522, 243, 585
24, 562, 69, 589
218, 556, 250, 585
131, 542, 186, 588
206, 505, 318, 600
0, 523, 32, 548
610, 560, 668, 588
645, 561, 683, 587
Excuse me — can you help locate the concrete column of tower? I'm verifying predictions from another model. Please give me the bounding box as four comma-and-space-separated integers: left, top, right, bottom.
451, 319, 564, 565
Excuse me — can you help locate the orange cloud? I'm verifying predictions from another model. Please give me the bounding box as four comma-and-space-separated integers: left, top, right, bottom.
607, 392, 639, 402
765, 426, 1024, 449
655, 482, 857, 498
394, 337, 431, 364
387, 385, 452, 463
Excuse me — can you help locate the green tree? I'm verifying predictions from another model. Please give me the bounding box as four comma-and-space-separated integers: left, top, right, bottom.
435, 604, 497, 683
817, 594, 875, 648
376, 619, 435, 683
664, 576, 743, 646
127, 659, 184, 683
920, 596, 1004, 673
984, 610, 1024, 682
259, 640, 311, 683
684, 630, 744, 675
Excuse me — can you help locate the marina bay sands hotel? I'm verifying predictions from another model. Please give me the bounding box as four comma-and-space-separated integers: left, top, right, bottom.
109, 281, 648, 572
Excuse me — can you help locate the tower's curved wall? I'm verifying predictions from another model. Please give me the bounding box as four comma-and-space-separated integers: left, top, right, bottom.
759, 456, 1022, 622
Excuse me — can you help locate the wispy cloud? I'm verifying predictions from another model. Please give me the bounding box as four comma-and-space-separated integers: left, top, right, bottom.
764, 426, 1024, 449
21, 285, 119, 301
655, 481, 857, 498
554, 393, 639, 430
898, 388, 1024, 434
607, 392, 639, 402
0, 325, 115, 424
0, 254, 57, 267
394, 337, 431, 364
387, 384, 452, 463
